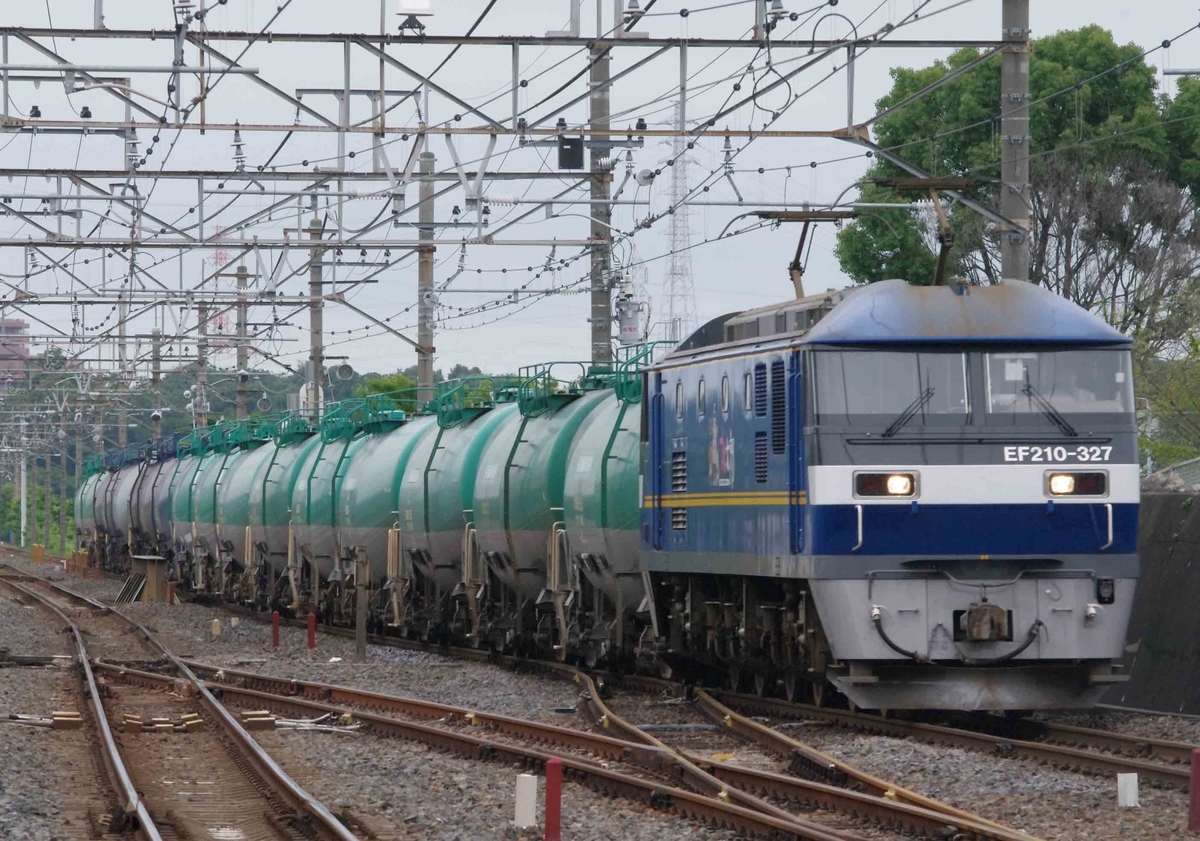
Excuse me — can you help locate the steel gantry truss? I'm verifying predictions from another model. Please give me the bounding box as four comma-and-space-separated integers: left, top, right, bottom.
0, 1, 1029, 426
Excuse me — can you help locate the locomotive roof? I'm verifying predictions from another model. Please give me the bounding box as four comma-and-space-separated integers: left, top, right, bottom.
803, 279, 1130, 346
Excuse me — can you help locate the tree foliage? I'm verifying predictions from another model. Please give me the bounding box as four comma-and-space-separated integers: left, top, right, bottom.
836, 26, 1200, 364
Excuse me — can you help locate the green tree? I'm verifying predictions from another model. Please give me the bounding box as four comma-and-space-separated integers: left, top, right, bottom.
836, 25, 1200, 352
356, 371, 417, 397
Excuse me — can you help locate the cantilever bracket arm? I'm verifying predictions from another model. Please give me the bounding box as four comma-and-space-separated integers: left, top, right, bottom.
849, 137, 1019, 233
324, 291, 430, 355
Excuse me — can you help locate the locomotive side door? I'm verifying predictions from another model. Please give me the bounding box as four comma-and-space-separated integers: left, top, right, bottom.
787, 349, 805, 554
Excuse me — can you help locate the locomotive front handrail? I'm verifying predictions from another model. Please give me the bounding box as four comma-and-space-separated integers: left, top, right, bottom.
852, 504, 863, 553
1101, 503, 1113, 551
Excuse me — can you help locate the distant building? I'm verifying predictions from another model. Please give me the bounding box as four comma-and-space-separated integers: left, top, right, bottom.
0, 319, 29, 387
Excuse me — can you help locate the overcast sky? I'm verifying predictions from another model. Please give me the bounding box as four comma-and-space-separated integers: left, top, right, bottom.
0, 1, 1192, 399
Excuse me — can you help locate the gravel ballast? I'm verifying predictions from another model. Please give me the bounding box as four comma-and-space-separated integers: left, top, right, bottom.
1040, 707, 1200, 745
796, 724, 1190, 840
253, 726, 741, 841
121, 600, 583, 720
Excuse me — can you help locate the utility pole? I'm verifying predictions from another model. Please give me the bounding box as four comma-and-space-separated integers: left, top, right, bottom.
19, 419, 26, 548
151, 329, 163, 438
999, 0, 1031, 282
58, 416, 66, 556
43, 446, 51, 550
74, 416, 83, 552
94, 408, 105, 457
118, 267, 129, 447
417, 144, 435, 404
196, 301, 209, 428
589, 40, 613, 365
235, 264, 249, 421
30, 450, 38, 548
307, 219, 325, 422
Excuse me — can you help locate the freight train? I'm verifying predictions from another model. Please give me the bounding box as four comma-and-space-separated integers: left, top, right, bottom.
75, 279, 1138, 710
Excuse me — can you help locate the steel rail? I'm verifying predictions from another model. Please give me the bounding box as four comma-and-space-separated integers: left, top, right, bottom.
692, 689, 1028, 836
174, 601, 1047, 839
0, 567, 361, 841
22, 570, 860, 841
93, 663, 856, 841
180, 661, 661, 763
714, 691, 1193, 790
0, 575, 163, 840
936, 711, 1198, 766
178, 660, 1043, 841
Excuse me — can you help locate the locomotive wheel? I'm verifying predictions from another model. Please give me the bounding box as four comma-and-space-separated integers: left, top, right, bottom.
811, 680, 828, 708
727, 664, 742, 692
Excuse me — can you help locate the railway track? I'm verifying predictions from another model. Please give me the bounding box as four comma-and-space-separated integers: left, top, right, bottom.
4, 561, 969, 841
0, 564, 361, 841
137, 591, 1047, 841
12, 553, 1195, 840
173, 659, 1043, 841
710, 691, 1195, 789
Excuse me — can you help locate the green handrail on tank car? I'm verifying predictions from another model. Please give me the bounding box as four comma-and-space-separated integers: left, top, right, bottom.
435, 376, 521, 430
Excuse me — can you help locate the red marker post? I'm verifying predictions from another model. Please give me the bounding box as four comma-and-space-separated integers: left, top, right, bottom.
1190, 748, 1200, 831
307, 612, 316, 650
544, 756, 562, 841
272, 611, 280, 648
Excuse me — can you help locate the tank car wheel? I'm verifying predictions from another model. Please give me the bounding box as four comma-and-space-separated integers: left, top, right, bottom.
753, 673, 768, 697
811, 680, 828, 708
784, 673, 800, 702
727, 664, 742, 692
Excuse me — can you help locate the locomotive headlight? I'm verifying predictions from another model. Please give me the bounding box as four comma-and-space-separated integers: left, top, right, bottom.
854, 472, 918, 497
1048, 473, 1076, 495
1046, 471, 1107, 497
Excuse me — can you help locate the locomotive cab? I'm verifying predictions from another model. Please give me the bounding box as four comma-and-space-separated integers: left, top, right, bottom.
640, 280, 1139, 710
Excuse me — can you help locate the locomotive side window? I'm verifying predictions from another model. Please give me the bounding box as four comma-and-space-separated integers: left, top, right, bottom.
675, 381, 683, 419
743, 372, 753, 412
721, 376, 730, 413
698, 379, 706, 417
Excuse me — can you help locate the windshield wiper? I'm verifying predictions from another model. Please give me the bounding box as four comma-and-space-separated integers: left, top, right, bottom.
882, 386, 936, 438
1021, 380, 1078, 437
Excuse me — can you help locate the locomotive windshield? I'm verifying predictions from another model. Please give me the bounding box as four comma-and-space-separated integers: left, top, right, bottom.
813, 347, 1134, 431
813, 350, 970, 428
985, 349, 1133, 417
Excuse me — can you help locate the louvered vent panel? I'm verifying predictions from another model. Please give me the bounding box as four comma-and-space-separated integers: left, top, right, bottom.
754, 363, 768, 417
771, 358, 786, 454
672, 508, 688, 530
671, 451, 687, 493
755, 432, 768, 483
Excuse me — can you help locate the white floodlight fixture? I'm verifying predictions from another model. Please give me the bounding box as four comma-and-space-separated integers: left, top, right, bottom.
398, 0, 432, 32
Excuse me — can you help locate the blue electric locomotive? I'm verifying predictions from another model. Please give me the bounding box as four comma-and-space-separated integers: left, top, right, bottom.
641, 279, 1137, 710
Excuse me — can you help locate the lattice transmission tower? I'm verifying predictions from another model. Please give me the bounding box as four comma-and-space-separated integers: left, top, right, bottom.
661, 100, 698, 343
